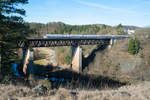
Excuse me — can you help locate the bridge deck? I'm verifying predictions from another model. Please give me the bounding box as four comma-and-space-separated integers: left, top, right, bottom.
18, 34, 131, 48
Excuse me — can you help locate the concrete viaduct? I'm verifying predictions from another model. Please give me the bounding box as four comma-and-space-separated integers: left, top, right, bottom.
17, 34, 131, 74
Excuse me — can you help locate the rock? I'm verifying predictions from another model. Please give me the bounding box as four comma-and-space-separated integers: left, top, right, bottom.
7, 97, 18, 100
49, 89, 57, 95
120, 91, 131, 96
38, 79, 52, 90
112, 91, 131, 96
32, 84, 47, 96
70, 92, 78, 100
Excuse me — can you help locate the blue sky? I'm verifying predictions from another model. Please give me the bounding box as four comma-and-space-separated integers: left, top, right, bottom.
23, 0, 150, 27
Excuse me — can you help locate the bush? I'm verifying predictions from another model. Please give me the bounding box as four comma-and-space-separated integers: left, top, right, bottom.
57, 47, 65, 55
128, 38, 140, 55
62, 54, 71, 65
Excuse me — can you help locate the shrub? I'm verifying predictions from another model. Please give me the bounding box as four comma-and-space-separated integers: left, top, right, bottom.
101, 24, 106, 29
128, 38, 140, 55
62, 54, 71, 65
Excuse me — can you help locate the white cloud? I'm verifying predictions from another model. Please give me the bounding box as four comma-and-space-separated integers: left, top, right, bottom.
75, 0, 136, 15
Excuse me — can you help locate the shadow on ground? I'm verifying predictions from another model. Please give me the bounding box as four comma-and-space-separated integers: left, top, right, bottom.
33, 64, 127, 90
8, 44, 127, 90
82, 44, 108, 70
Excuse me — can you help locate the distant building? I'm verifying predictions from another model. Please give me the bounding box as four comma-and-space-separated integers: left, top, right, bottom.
127, 29, 135, 34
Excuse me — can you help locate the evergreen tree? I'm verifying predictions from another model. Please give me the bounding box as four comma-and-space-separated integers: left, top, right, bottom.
116, 24, 126, 35
128, 38, 140, 55
117, 24, 123, 29
134, 38, 140, 54
102, 24, 106, 29
0, 0, 29, 76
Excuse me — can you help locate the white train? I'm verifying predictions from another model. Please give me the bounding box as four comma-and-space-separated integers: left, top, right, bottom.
43, 34, 131, 39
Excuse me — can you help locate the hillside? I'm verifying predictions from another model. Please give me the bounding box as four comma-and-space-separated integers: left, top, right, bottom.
122, 25, 139, 30
84, 28, 150, 82
26, 22, 128, 38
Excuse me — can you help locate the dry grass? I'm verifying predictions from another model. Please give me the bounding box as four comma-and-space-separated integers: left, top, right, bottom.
34, 59, 50, 65
0, 81, 150, 100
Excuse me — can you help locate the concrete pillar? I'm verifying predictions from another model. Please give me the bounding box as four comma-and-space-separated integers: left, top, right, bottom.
108, 39, 115, 49
71, 45, 82, 72
110, 39, 114, 45
22, 48, 30, 74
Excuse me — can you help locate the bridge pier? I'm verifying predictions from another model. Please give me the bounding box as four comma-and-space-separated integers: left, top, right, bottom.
108, 39, 115, 49
22, 48, 31, 74
71, 45, 82, 73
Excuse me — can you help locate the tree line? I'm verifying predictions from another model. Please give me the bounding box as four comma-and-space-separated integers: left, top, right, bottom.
26, 22, 127, 38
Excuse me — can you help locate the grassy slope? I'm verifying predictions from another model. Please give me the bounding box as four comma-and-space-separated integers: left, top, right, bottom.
86, 28, 150, 82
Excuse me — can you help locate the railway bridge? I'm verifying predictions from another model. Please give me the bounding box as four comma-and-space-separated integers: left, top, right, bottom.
17, 34, 131, 74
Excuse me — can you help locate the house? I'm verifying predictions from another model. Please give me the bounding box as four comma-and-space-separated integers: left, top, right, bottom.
127, 29, 135, 34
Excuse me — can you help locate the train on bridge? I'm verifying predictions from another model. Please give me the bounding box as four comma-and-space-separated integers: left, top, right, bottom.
43, 34, 131, 40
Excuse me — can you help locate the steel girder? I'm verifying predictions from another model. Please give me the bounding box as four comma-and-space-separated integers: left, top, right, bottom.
17, 39, 111, 48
